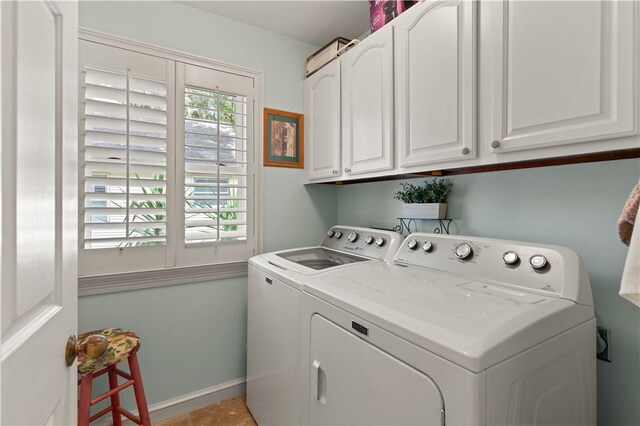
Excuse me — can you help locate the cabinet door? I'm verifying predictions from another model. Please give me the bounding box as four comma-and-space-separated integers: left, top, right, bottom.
342, 25, 394, 176
246, 267, 301, 425
395, 0, 477, 167
309, 314, 444, 425
304, 60, 341, 180
490, 1, 638, 153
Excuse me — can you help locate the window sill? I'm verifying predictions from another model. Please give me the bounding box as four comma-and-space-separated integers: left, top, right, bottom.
78, 261, 248, 296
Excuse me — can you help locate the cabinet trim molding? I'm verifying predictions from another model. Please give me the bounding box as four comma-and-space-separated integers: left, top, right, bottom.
319, 148, 640, 185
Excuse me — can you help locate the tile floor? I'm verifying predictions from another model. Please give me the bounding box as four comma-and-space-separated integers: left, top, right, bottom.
154, 396, 256, 426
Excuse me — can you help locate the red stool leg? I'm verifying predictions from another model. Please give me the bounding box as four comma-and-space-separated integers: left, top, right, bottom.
128, 352, 151, 426
108, 365, 123, 426
78, 373, 93, 426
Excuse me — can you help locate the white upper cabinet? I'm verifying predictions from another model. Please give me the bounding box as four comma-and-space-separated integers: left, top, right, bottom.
341, 24, 394, 177
303, 0, 637, 183
305, 60, 341, 180
489, 0, 639, 153
395, 0, 477, 168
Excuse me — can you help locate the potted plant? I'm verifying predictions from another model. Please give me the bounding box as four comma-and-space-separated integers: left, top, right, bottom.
393, 178, 452, 219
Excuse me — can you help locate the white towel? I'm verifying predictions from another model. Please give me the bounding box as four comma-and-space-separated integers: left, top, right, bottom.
620, 209, 640, 307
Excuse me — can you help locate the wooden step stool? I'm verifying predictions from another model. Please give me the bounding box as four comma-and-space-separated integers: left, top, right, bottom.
75, 328, 151, 426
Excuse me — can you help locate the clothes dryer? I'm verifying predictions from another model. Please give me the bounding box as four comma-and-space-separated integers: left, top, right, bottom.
301, 233, 596, 425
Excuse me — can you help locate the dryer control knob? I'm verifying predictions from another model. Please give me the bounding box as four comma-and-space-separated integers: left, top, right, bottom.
334, 231, 342, 239
455, 243, 473, 259
327, 230, 335, 238
364, 235, 374, 245
422, 241, 433, 252
530, 254, 548, 269
503, 251, 519, 265
407, 239, 419, 250
375, 237, 385, 247
347, 231, 358, 243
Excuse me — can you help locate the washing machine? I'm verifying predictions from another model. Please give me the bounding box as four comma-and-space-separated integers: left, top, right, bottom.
247, 226, 402, 425
301, 232, 596, 425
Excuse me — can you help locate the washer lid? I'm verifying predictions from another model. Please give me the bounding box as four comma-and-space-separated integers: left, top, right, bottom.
276, 247, 368, 270
304, 261, 594, 372
256, 248, 373, 277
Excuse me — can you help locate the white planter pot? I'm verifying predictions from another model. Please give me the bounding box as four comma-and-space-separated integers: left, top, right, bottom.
400, 203, 448, 219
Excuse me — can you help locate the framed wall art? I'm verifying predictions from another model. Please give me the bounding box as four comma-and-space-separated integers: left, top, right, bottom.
263, 108, 304, 168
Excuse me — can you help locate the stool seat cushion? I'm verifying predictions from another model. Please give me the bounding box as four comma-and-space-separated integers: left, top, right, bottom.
77, 328, 140, 376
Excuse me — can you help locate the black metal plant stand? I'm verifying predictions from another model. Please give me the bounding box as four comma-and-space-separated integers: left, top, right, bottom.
395, 218, 453, 236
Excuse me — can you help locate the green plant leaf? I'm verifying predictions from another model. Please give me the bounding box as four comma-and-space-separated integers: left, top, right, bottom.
393, 178, 452, 204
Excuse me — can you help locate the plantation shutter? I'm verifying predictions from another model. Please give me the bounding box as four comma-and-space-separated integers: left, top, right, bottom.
78, 39, 258, 278
175, 63, 256, 266
79, 41, 174, 276
183, 85, 248, 243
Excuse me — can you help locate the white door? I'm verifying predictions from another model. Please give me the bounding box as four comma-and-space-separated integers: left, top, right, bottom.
395, 0, 476, 168
309, 314, 444, 425
304, 60, 341, 181
342, 24, 394, 177
489, 0, 638, 153
1, 1, 78, 425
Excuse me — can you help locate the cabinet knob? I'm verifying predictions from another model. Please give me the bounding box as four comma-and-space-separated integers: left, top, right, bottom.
344, 168, 351, 174
332, 169, 338, 175
491, 140, 501, 149
461, 147, 470, 155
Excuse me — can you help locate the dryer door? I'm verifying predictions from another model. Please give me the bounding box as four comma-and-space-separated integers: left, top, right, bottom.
309, 314, 444, 425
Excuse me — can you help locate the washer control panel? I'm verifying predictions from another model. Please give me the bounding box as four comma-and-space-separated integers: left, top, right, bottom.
394, 233, 582, 300
321, 226, 401, 261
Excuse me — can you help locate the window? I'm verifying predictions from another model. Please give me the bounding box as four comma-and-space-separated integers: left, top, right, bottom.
174, 63, 256, 267
183, 87, 246, 244
191, 177, 231, 207
89, 180, 107, 225
79, 38, 260, 279
82, 65, 168, 250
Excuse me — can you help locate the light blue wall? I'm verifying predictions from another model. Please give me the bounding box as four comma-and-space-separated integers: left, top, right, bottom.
337, 159, 640, 426
79, 277, 248, 407
78, 0, 336, 413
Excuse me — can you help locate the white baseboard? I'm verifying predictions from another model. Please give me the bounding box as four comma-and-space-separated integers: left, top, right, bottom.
147, 377, 247, 423
95, 377, 246, 425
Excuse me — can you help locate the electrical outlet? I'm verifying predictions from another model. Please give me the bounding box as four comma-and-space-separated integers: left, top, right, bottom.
596, 326, 611, 362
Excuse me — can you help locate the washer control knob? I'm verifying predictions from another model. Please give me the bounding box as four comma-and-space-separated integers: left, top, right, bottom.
364, 235, 374, 245
422, 241, 433, 252
375, 237, 385, 247
327, 230, 335, 238
530, 254, 548, 269
334, 231, 342, 239
347, 231, 358, 243
406, 239, 419, 250
455, 243, 473, 259
503, 251, 519, 265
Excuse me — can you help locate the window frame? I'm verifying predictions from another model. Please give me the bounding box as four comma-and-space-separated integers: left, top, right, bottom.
78, 29, 263, 295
